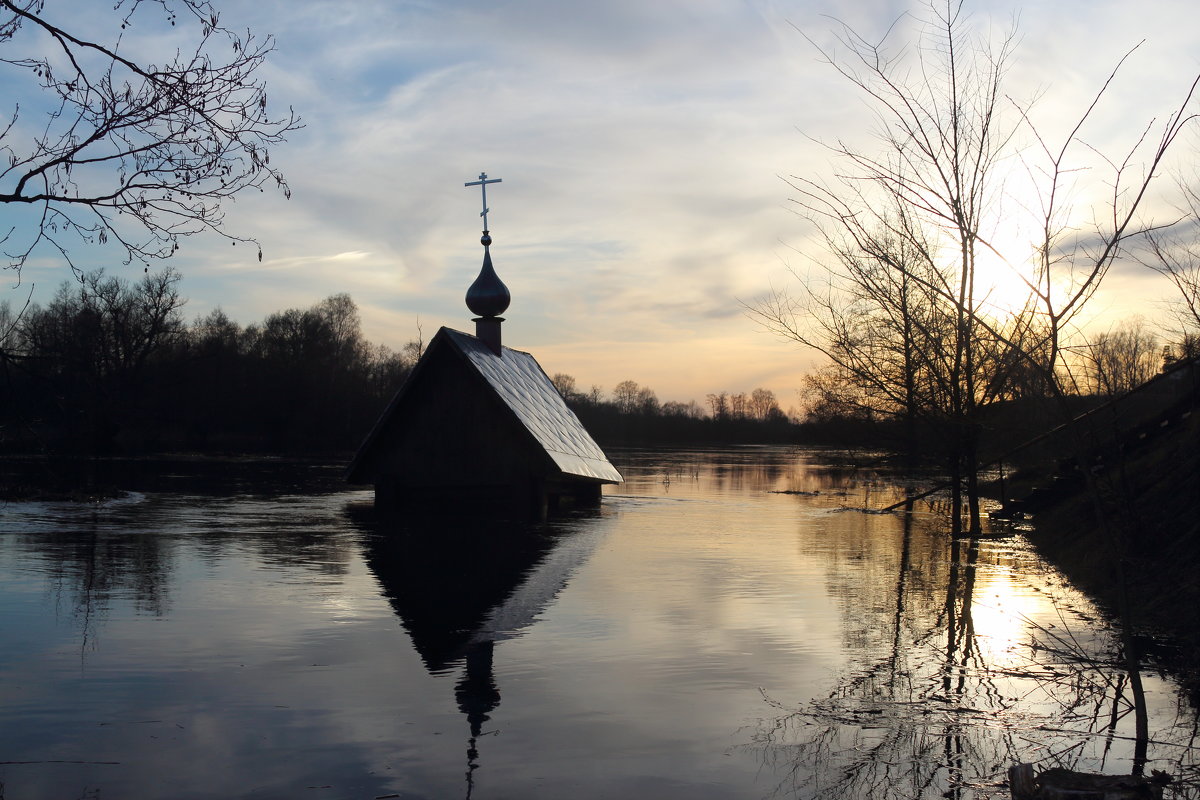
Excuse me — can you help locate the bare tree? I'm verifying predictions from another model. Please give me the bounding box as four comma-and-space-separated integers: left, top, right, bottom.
550, 372, 578, 401
728, 391, 748, 420
751, 217, 978, 468
750, 3, 1032, 533
706, 390, 729, 421
1142, 176, 1200, 338
661, 399, 703, 419
753, 0, 1198, 534
612, 379, 640, 414
21, 266, 186, 379
1079, 317, 1160, 397
16, 265, 185, 448
749, 387, 781, 421
1162, 333, 1200, 367
0, 0, 301, 276
635, 385, 659, 416
313, 293, 366, 367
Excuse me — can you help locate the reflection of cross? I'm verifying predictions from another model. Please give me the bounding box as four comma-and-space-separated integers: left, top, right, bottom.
464, 172, 502, 232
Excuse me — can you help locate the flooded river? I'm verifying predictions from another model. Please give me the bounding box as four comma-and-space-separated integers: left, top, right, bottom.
1, 447, 1198, 799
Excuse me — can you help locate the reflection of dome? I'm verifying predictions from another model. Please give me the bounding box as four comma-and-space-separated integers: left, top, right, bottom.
456, 641, 500, 737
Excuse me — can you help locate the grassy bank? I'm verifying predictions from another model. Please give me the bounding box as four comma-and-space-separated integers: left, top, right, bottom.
1023, 409, 1200, 691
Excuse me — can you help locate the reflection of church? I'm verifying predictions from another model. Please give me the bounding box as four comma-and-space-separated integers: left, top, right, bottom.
363, 515, 602, 792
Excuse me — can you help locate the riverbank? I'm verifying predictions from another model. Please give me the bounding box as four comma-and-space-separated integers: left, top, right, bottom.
1022, 408, 1200, 694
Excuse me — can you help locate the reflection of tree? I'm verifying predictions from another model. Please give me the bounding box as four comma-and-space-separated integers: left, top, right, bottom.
621, 447, 906, 501
15, 490, 357, 651
752, 505, 1200, 799
754, 505, 1015, 799
656, 450, 786, 494
32, 513, 177, 647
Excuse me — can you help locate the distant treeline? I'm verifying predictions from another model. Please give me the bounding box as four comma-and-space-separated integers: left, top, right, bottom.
0, 269, 414, 454
547, 375, 799, 445
0, 269, 807, 456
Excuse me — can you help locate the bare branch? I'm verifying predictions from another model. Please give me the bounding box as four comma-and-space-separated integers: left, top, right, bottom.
0, 0, 302, 274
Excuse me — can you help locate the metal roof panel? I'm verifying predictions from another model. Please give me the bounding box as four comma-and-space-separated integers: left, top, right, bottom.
445, 329, 623, 483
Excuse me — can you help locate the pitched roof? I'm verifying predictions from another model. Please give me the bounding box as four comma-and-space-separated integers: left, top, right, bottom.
348, 327, 622, 485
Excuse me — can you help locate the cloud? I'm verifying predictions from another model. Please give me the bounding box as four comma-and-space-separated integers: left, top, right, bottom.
4, 0, 1198, 405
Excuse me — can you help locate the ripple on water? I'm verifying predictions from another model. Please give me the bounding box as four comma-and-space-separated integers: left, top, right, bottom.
0, 447, 1195, 800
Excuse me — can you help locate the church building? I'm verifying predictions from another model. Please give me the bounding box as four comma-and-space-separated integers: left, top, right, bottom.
347, 174, 622, 519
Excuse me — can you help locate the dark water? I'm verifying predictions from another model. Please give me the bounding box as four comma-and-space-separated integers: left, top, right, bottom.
1, 447, 1197, 799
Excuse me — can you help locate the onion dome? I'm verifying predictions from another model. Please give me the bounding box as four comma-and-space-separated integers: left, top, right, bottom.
466, 232, 510, 318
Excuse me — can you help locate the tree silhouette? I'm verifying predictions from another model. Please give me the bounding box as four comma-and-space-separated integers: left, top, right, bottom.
753, 0, 1199, 534
1080, 318, 1160, 397
18, 266, 185, 450
0, 0, 301, 276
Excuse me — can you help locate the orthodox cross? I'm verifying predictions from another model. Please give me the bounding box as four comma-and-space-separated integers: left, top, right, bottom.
464, 172, 502, 232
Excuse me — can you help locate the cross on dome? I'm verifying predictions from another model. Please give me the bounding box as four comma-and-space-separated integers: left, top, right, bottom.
463, 172, 510, 345
464, 172, 502, 233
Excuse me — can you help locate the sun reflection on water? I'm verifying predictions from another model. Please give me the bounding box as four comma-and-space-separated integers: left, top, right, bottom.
970, 569, 1046, 667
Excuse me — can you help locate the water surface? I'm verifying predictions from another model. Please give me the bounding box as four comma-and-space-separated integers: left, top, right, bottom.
1, 447, 1196, 799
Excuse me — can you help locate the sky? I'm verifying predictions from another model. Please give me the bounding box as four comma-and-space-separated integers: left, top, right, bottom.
5, 0, 1200, 409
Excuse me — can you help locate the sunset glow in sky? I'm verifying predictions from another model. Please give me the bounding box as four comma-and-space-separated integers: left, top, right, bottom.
6, 0, 1200, 408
